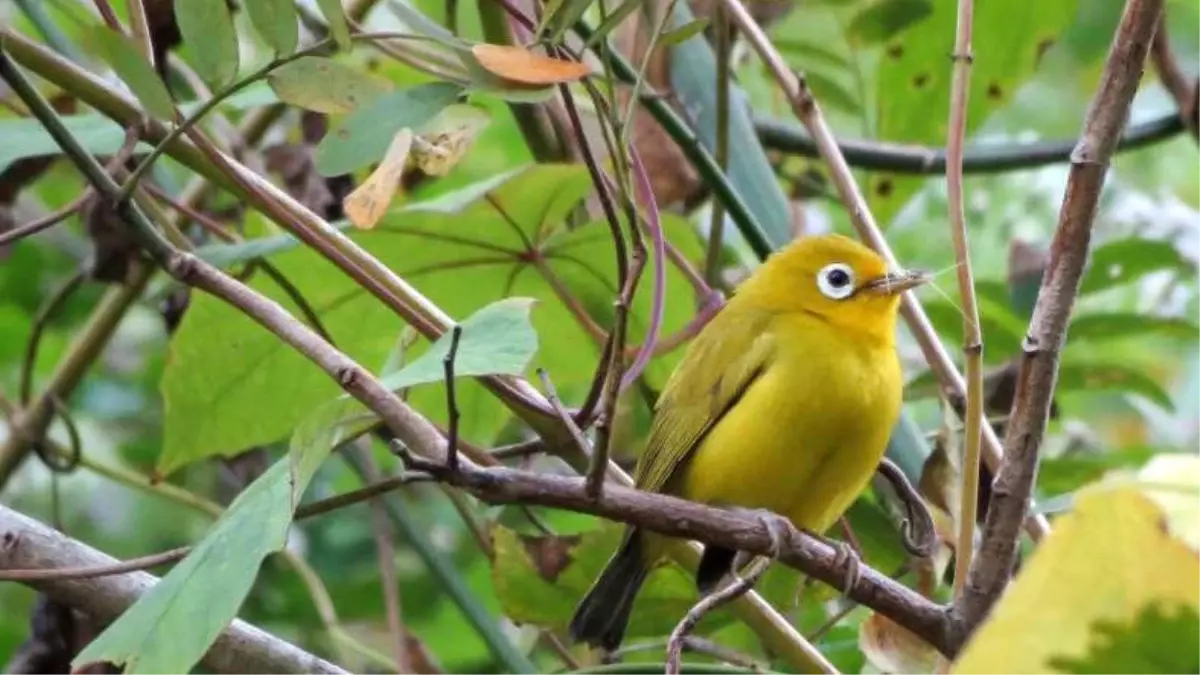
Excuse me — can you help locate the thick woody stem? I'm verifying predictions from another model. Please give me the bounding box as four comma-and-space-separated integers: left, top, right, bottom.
954, 0, 1164, 636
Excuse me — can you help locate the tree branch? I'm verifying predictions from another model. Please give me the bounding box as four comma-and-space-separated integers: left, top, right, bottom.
0, 506, 347, 674
753, 112, 1184, 173
954, 0, 1164, 636
392, 450, 958, 657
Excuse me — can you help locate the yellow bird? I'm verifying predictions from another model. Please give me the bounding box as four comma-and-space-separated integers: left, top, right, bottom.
569, 233, 929, 650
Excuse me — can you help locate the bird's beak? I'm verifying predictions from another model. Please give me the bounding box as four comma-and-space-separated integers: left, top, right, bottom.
861, 269, 933, 296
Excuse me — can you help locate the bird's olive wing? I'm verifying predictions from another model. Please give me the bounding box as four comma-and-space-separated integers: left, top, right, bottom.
632, 308, 775, 494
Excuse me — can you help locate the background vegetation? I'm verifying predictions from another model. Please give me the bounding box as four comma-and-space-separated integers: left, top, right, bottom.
0, 0, 1196, 672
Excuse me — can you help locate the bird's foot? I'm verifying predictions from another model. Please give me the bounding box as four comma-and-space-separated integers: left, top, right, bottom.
738, 508, 790, 560
804, 529, 862, 596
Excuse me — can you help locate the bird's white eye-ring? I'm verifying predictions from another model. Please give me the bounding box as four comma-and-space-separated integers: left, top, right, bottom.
817, 263, 856, 300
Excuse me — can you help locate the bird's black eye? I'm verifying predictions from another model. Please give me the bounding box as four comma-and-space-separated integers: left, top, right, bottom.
816, 263, 856, 300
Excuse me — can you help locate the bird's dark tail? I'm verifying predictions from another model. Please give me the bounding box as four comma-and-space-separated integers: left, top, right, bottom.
568, 530, 649, 651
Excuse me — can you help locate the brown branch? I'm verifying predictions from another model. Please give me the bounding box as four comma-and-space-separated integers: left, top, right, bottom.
0, 546, 188, 582
954, 0, 1164, 637
391, 449, 958, 657
0, 505, 347, 674
1149, 12, 1198, 139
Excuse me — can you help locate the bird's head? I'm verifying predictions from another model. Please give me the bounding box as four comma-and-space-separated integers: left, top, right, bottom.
734, 234, 931, 343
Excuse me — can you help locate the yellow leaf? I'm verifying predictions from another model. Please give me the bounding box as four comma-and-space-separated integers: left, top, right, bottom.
342, 129, 413, 229
952, 487, 1200, 673
411, 104, 490, 177
1137, 454, 1200, 551
471, 44, 591, 85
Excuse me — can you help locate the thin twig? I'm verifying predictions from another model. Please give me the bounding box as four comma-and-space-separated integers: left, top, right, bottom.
1149, 12, 1198, 139
0, 546, 186, 583
955, 0, 1164, 639
0, 194, 87, 247
712, 0, 1052, 542
443, 324, 463, 473
944, 0, 983, 601
666, 557, 772, 675
20, 269, 86, 405
753, 112, 1186, 173
354, 441, 413, 674
536, 369, 592, 471
294, 475, 421, 520
489, 439, 546, 460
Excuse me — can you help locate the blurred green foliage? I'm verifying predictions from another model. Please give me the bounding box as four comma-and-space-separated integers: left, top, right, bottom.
1, 0, 1196, 672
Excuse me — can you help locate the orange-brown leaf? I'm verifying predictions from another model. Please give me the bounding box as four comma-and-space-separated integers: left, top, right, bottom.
471, 44, 591, 85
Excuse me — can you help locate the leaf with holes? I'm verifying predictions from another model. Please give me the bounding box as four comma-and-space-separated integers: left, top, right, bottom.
868, 0, 1078, 224
848, 0, 933, 44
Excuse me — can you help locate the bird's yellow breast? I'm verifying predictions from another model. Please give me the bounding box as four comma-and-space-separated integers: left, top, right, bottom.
673, 313, 901, 535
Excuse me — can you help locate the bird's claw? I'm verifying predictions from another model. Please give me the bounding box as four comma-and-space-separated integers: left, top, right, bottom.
752, 509, 791, 560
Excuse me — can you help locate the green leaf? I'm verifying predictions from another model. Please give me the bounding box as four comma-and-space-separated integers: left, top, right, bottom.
315, 82, 463, 176
377, 298, 538, 391
492, 525, 732, 639
73, 407, 342, 674
775, 39, 854, 70
1069, 314, 1200, 344
659, 19, 710, 48
0, 114, 153, 172
244, 0, 299, 56
267, 56, 393, 114
586, 0, 643, 47
848, 0, 932, 44
89, 27, 176, 120
162, 165, 704, 471
173, 0, 239, 88
315, 0, 352, 50
1049, 603, 1200, 674
869, 0, 1079, 224
1057, 360, 1174, 411
544, 0, 597, 42
1080, 237, 1196, 295
1038, 447, 1157, 497
667, 2, 792, 249
921, 293, 1026, 363
803, 69, 862, 115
